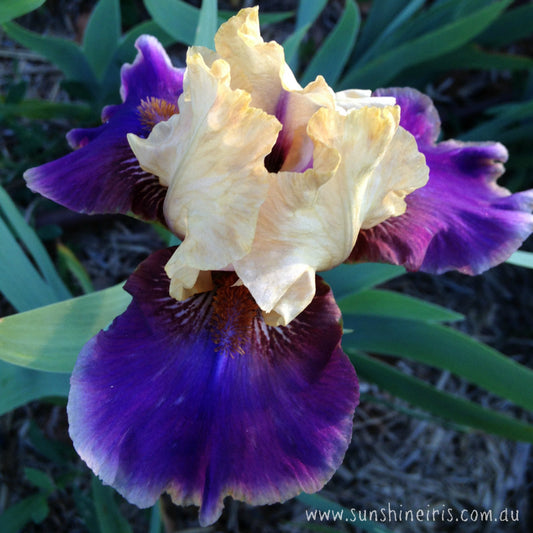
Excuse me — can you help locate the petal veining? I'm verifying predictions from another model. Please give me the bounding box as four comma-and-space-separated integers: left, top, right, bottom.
67, 248, 358, 526
24, 35, 184, 222
350, 87, 533, 274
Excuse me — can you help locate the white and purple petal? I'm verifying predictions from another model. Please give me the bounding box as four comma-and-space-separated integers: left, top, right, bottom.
350, 87, 533, 274
68, 248, 358, 526
24, 36, 184, 222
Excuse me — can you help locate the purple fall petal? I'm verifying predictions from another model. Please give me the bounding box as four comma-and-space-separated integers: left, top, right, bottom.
24, 36, 184, 222
350, 87, 533, 274
68, 248, 358, 526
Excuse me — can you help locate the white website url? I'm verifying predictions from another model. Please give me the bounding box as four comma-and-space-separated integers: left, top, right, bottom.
305, 504, 519, 524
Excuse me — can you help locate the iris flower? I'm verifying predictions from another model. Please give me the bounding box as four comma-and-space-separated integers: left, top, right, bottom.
24, 8, 533, 526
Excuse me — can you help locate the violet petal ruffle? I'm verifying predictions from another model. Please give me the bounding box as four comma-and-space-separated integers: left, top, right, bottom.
24, 36, 184, 222
68, 248, 358, 526
350, 87, 533, 274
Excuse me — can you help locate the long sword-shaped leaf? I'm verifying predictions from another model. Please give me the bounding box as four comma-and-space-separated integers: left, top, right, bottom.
0, 493, 50, 533
286, 0, 328, 71
476, 2, 533, 47
460, 99, 533, 141
0, 186, 70, 302
0, 0, 44, 24
92, 476, 133, 533
194, 0, 217, 48
2, 22, 97, 86
352, 0, 424, 65
339, 289, 463, 323
295, 0, 327, 30
83, 0, 121, 80
350, 351, 533, 443
283, 23, 310, 70
0, 360, 70, 416
321, 263, 405, 300
144, 0, 295, 46
0, 216, 62, 311
353, 0, 422, 59
0, 100, 94, 121
418, 44, 533, 72
359, 0, 502, 61
143, 0, 199, 45
300, 0, 360, 87
118, 20, 175, 58
0, 285, 130, 373
339, 0, 512, 88
342, 315, 533, 412
57, 243, 95, 294
507, 250, 533, 269
148, 503, 162, 533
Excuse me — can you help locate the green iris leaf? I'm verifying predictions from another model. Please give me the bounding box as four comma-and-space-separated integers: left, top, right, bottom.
351, 351, 533, 443
0, 285, 130, 373
342, 315, 533, 413
0, 0, 44, 24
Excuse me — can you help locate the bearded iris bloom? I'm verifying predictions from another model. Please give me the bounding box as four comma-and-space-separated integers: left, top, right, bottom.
25, 35, 185, 223
24, 8, 533, 527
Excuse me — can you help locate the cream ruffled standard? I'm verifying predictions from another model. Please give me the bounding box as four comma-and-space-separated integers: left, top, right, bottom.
128, 7, 429, 326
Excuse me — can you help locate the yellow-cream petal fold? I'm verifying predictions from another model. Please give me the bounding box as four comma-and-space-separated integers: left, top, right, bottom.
235, 105, 429, 326
128, 49, 281, 299
214, 7, 301, 114
361, 125, 429, 229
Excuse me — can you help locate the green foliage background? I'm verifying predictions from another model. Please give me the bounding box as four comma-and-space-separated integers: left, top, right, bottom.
1, 1, 532, 531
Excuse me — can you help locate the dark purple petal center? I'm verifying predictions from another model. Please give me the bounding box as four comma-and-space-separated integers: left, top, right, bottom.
68, 248, 358, 526
264, 93, 290, 173
209, 273, 261, 356
263, 90, 314, 174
